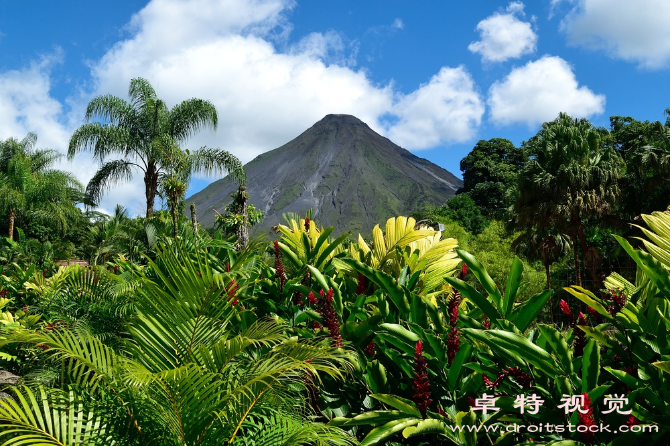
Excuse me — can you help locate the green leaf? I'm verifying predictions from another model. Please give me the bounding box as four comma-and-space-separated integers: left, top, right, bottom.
538, 324, 573, 376
370, 394, 422, 417
307, 265, 329, 293
462, 328, 560, 375
564, 286, 612, 319
503, 257, 524, 318
510, 290, 553, 332
447, 343, 472, 391
360, 418, 420, 446
456, 250, 503, 310
379, 323, 420, 344
445, 277, 501, 324
582, 339, 600, 393
456, 410, 477, 446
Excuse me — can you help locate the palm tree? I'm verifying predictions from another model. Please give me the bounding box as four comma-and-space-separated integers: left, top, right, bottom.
68, 78, 245, 217
515, 113, 624, 287
0, 133, 83, 240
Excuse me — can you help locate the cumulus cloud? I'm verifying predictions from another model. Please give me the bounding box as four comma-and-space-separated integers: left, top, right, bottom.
393, 18, 404, 30
0, 0, 485, 215
488, 55, 605, 127
0, 53, 70, 149
389, 67, 484, 149
559, 0, 670, 69
468, 2, 537, 63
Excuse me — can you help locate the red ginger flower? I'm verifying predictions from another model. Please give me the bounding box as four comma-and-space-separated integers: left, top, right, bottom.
304, 217, 310, 231
626, 414, 640, 427
604, 288, 626, 315
274, 240, 286, 293
307, 291, 318, 305
483, 316, 490, 329
447, 292, 461, 365
412, 341, 432, 418
559, 299, 574, 320
317, 288, 342, 347
578, 393, 596, 445
460, 263, 467, 280
364, 340, 376, 357
355, 273, 366, 295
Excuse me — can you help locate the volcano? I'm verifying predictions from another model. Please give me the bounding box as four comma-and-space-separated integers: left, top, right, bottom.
187, 114, 462, 234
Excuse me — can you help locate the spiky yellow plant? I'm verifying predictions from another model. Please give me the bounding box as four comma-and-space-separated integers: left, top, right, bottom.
344, 216, 460, 298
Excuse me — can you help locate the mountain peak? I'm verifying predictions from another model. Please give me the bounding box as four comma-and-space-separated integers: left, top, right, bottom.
188, 114, 462, 233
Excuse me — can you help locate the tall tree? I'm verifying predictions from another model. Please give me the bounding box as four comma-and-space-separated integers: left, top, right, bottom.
515, 113, 624, 287
0, 133, 83, 240
68, 78, 245, 217
459, 138, 527, 218
609, 115, 668, 219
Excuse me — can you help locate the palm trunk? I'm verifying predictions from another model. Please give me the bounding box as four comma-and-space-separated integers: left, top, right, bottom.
190, 203, 198, 233
571, 234, 582, 287
234, 185, 249, 251
144, 164, 158, 218
544, 260, 551, 290
8, 208, 15, 240
171, 204, 179, 238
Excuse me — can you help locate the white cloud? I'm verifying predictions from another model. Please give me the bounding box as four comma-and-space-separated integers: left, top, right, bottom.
389, 67, 484, 149
559, 0, 670, 69
0, 0, 485, 215
82, 0, 484, 212
468, 2, 537, 63
488, 55, 605, 127
0, 54, 70, 150
393, 18, 404, 30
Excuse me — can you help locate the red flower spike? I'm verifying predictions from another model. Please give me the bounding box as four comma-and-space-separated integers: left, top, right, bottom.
626, 414, 640, 427
577, 393, 596, 445
304, 217, 310, 232
604, 288, 626, 315
483, 316, 490, 330
412, 341, 432, 418
364, 341, 376, 357
274, 240, 286, 293
460, 263, 467, 280
114, 264, 118, 275
559, 299, 573, 319
307, 291, 318, 305
447, 292, 461, 365
355, 273, 366, 295
317, 288, 342, 347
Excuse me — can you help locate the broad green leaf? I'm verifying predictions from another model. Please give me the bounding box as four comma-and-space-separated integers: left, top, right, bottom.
582, 340, 600, 393
456, 249, 503, 310
370, 394, 421, 417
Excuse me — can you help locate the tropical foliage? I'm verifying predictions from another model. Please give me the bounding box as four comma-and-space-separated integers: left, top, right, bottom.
3, 81, 670, 446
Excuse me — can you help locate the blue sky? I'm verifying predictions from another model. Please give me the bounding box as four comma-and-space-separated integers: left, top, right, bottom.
1, 0, 670, 215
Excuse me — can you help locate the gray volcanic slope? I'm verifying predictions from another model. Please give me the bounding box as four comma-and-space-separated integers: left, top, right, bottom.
188, 114, 462, 234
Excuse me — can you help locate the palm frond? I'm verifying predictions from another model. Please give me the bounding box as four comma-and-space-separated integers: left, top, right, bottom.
84, 160, 135, 206
169, 98, 218, 141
